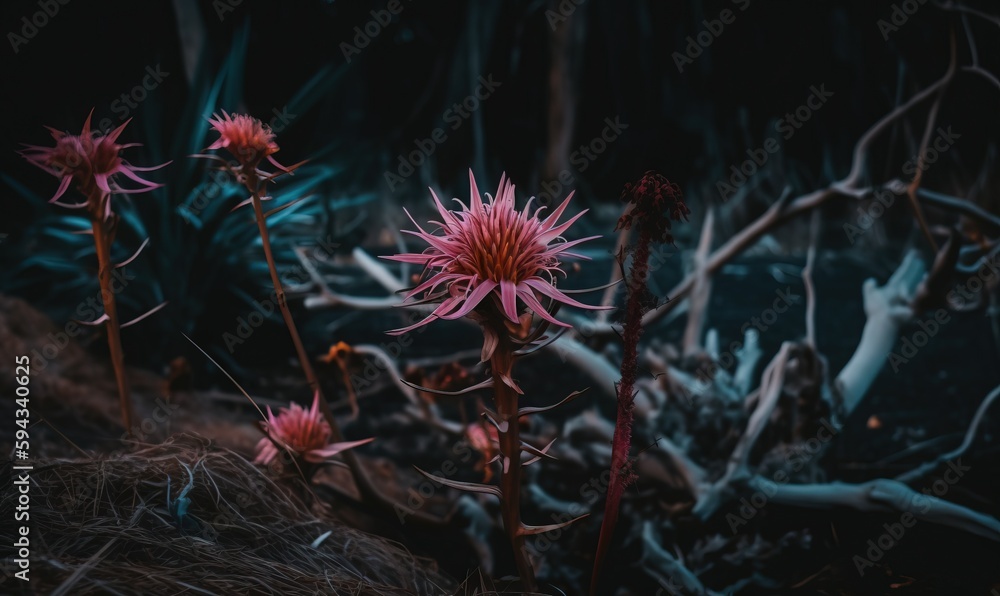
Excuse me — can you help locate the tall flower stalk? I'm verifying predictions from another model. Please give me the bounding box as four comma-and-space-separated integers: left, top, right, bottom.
21, 112, 168, 436
196, 113, 343, 439
198, 111, 447, 526
591, 171, 689, 593
387, 171, 608, 590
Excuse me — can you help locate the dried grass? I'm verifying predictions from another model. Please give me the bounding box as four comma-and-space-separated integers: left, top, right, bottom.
18, 435, 457, 595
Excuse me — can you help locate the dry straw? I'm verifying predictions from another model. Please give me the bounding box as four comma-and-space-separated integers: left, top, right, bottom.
19, 435, 455, 595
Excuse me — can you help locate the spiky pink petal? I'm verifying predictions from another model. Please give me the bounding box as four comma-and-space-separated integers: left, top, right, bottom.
20, 112, 166, 216
386, 170, 610, 334
253, 391, 372, 465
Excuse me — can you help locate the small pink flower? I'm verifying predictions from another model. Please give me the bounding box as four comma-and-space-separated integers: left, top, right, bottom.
20, 111, 166, 219
385, 171, 609, 337
254, 391, 373, 466
466, 422, 499, 482
466, 421, 499, 454
206, 111, 287, 172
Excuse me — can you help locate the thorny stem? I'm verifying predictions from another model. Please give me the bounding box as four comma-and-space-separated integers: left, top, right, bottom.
247, 178, 363, 480
592, 229, 651, 594
490, 327, 537, 592
247, 175, 446, 528
91, 208, 135, 437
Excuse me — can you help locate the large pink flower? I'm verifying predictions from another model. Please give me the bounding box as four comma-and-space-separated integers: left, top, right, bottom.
20, 111, 166, 219
254, 391, 373, 466
384, 171, 608, 336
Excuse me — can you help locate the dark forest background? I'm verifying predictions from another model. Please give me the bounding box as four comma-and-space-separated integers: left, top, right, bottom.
1, 0, 997, 379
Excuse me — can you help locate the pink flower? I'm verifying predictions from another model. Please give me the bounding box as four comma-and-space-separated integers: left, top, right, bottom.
384, 171, 608, 338
254, 391, 373, 466
206, 111, 288, 172
19, 111, 166, 219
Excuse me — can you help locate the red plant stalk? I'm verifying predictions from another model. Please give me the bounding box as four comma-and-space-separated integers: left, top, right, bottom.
489, 326, 537, 591
202, 112, 459, 527
386, 171, 610, 588
91, 210, 135, 436
20, 114, 168, 438
591, 230, 649, 591
591, 171, 688, 593
245, 174, 356, 450
201, 112, 345, 438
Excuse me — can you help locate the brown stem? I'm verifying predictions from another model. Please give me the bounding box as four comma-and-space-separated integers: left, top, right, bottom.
91, 211, 135, 437
248, 179, 447, 528
249, 186, 355, 452
490, 329, 536, 591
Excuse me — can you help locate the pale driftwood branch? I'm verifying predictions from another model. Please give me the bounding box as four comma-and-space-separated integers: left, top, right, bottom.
351, 344, 422, 406
835, 251, 926, 415
895, 383, 1000, 484
354, 246, 407, 293
692, 343, 793, 520
576, 63, 960, 338
904, 29, 958, 253
307, 251, 623, 398
764, 477, 1000, 542
548, 334, 621, 398
732, 328, 762, 398
802, 211, 820, 349
641, 522, 720, 596
917, 188, 1000, 233
296, 247, 404, 310
683, 208, 715, 358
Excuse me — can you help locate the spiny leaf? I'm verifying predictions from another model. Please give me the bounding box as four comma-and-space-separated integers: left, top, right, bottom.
413, 466, 501, 499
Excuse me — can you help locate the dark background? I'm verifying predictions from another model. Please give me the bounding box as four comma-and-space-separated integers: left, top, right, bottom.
2, 0, 995, 211
1, 0, 998, 436
2, 2, 1000, 593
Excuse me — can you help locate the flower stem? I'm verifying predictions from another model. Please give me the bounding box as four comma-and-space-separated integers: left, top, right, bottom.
490, 328, 537, 592
247, 178, 450, 528
91, 212, 135, 437
591, 230, 651, 593
249, 189, 344, 435
247, 187, 385, 505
